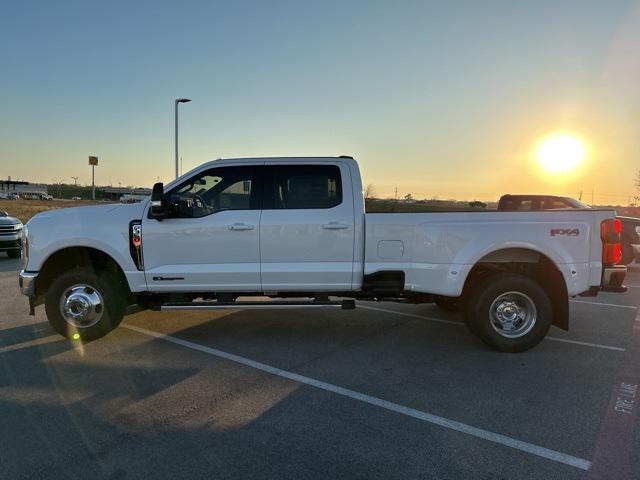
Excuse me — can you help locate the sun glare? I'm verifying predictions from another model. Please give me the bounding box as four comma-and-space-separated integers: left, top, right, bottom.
536, 134, 586, 174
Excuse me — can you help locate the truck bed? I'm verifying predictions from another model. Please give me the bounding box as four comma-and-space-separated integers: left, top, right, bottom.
363, 209, 615, 297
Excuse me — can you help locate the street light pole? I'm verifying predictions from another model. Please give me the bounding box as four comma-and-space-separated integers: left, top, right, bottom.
174, 98, 191, 179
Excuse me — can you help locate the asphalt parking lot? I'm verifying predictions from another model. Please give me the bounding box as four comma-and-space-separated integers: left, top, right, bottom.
1, 254, 639, 480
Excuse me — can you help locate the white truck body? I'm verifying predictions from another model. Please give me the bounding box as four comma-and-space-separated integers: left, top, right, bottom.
19, 157, 626, 351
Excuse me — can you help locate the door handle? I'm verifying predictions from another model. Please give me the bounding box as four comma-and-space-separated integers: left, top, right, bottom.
228, 223, 254, 231
322, 222, 349, 230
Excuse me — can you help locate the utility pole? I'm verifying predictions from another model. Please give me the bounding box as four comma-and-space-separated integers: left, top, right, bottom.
174, 98, 191, 179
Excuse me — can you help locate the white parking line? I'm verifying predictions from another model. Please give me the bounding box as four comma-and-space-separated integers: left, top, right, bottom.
123, 323, 592, 471
358, 305, 626, 352
545, 337, 626, 352
570, 300, 637, 310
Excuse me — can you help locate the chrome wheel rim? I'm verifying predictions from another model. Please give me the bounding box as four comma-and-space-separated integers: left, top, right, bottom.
59, 284, 104, 328
489, 291, 537, 339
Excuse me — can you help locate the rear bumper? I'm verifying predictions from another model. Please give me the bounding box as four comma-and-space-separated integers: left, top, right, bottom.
601, 265, 627, 293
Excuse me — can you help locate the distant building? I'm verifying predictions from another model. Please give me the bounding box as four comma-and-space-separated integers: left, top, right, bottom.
103, 187, 152, 202
1, 180, 49, 195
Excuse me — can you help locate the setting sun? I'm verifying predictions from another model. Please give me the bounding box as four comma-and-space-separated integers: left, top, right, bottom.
535, 134, 586, 174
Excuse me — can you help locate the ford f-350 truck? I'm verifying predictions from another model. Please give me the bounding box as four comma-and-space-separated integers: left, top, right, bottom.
19, 157, 627, 352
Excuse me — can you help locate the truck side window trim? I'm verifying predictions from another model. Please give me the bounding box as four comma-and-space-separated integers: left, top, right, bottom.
262, 164, 343, 210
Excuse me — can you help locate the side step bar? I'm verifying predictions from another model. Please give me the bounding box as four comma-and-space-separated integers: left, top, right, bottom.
153, 299, 356, 311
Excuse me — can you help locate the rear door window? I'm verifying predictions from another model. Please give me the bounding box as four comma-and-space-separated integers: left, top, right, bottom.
264, 165, 342, 209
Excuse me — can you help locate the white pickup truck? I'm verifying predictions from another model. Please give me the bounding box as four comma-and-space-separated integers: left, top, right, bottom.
19, 156, 627, 352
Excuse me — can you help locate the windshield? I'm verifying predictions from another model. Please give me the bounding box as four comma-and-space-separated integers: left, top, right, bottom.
564, 197, 591, 209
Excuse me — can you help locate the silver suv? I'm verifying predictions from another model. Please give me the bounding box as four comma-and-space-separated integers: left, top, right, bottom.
0, 211, 23, 258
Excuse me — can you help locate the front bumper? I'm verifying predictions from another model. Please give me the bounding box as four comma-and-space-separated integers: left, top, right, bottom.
601, 265, 627, 293
0, 237, 21, 251
19, 271, 38, 297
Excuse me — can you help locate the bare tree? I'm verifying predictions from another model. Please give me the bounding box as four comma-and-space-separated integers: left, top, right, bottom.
635, 170, 640, 193
364, 183, 377, 199
404, 193, 414, 202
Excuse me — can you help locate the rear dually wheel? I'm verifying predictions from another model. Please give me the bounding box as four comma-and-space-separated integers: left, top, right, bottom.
465, 273, 552, 352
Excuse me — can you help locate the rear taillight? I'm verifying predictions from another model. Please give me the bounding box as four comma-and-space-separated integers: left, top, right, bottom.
601, 218, 622, 265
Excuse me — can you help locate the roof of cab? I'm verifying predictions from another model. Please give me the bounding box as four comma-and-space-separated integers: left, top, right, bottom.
198, 156, 358, 169
164, 156, 359, 190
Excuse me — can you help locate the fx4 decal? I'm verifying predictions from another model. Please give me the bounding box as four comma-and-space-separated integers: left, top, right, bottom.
550, 228, 579, 237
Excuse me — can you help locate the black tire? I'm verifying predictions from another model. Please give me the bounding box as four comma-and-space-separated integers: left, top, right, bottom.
464, 273, 552, 353
6, 249, 21, 259
44, 267, 126, 342
433, 295, 458, 312
460, 270, 495, 335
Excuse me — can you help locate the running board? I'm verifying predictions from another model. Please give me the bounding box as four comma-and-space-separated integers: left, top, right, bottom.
154, 299, 356, 311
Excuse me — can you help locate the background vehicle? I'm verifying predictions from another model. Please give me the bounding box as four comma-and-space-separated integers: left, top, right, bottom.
497, 194, 589, 211
498, 194, 640, 264
19, 157, 626, 352
617, 216, 640, 265
0, 211, 23, 258
1, 193, 20, 201
20, 191, 53, 200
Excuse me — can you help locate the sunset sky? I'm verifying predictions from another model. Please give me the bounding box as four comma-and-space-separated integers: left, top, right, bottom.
2, 0, 640, 202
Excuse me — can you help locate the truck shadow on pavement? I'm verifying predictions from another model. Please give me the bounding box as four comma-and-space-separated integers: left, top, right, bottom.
0, 320, 54, 349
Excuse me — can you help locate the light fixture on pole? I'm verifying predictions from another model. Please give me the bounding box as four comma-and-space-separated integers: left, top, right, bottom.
175, 98, 191, 179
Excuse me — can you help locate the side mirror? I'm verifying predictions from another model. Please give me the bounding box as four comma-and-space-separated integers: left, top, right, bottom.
150, 182, 167, 219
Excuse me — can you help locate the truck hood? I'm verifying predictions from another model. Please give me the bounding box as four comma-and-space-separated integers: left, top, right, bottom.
27, 202, 147, 226
23, 201, 150, 272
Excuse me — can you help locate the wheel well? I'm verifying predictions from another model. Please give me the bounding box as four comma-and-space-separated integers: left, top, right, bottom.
36, 247, 130, 299
462, 248, 569, 330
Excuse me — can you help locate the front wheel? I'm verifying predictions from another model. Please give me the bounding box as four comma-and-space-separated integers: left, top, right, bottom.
45, 267, 126, 342
465, 273, 552, 352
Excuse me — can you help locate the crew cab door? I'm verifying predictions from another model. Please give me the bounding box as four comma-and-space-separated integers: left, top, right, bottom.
141, 164, 263, 292
260, 162, 355, 290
